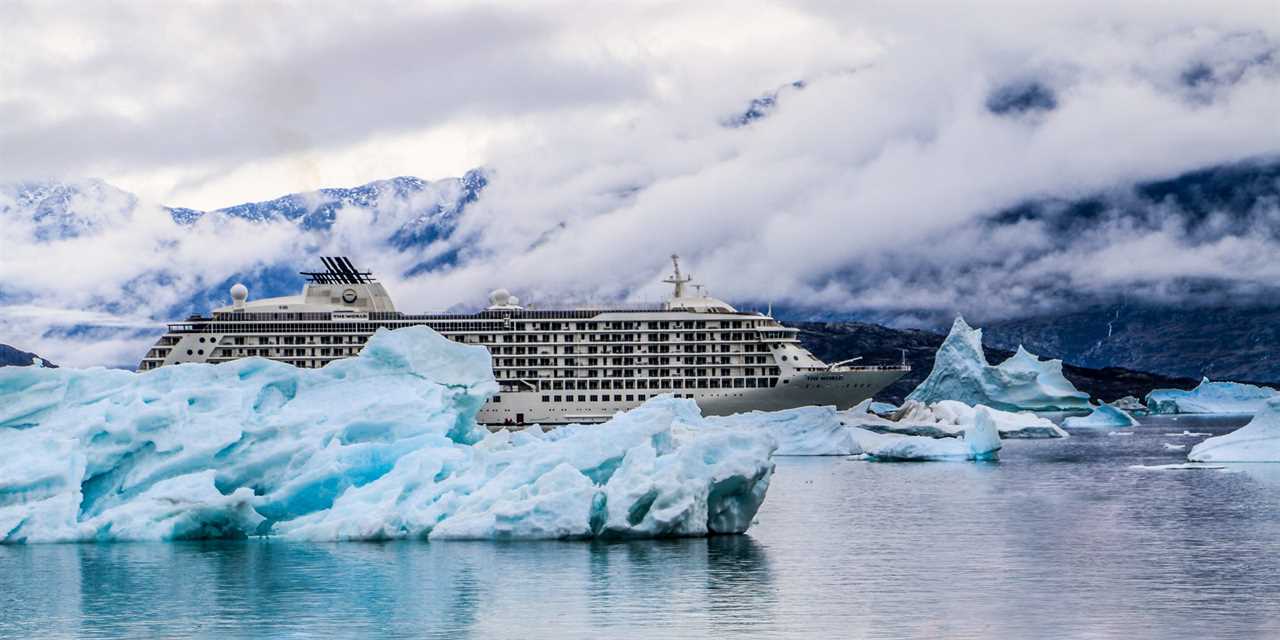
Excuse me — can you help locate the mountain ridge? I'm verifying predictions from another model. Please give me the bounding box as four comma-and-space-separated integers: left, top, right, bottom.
0, 344, 56, 368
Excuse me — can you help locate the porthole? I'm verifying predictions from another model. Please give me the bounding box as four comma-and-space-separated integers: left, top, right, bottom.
199, 337, 206, 343
197, 349, 204, 355
186, 349, 193, 355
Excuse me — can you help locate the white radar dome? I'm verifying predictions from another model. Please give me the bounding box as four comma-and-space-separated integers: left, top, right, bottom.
489, 288, 512, 306
230, 283, 248, 302
508, 295, 520, 307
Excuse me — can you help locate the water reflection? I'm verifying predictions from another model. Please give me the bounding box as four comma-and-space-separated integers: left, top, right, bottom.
0, 535, 780, 639
3, 415, 1279, 639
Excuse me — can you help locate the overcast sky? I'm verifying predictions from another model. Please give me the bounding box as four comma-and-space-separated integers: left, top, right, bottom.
2, 0, 1279, 366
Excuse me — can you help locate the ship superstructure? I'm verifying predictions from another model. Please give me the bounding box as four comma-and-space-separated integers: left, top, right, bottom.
140, 256, 909, 425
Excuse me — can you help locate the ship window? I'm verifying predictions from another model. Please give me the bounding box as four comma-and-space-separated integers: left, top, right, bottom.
626, 395, 634, 402
198, 337, 205, 343
590, 395, 598, 402
554, 395, 562, 402
493, 396, 501, 403
186, 349, 193, 355
541, 395, 549, 402
197, 349, 204, 355
578, 395, 586, 402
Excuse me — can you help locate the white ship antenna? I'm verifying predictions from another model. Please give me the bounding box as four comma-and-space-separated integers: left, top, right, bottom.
663, 254, 692, 299
767, 301, 772, 317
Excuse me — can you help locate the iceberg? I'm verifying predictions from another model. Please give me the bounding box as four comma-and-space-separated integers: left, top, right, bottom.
1061, 404, 1139, 429
1187, 398, 1280, 463
906, 317, 1092, 412
868, 401, 898, 415
0, 326, 775, 543
856, 407, 1002, 462
704, 405, 860, 456
846, 399, 1068, 439
1145, 378, 1279, 415
1108, 396, 1147, 414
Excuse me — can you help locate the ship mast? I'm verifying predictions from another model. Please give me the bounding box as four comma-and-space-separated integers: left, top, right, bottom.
663, 254, 692, 299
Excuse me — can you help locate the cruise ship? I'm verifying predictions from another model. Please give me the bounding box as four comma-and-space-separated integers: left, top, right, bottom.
139, 257, 909, 425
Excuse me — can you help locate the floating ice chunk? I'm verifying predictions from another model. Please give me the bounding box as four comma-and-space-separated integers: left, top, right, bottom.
1107, 431, 1133, 437
1129, 463, 1226, 471
0, 327, 775, 543
859, 407, 1002, 462
868, 401, 898, 415
705, 405, 860, 456
1146, 378, 1279, 415
906, 317, 1092, 412
845, 399, 1067, 439
1162, 443, 1186, 451
1163, 431, 1212, 437
1108, 396, 1147, 414
1062, 404, 1139, 429
1187, 398, 1280, 463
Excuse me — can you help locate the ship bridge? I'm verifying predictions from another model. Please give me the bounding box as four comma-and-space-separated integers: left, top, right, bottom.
213, 257, 396, 316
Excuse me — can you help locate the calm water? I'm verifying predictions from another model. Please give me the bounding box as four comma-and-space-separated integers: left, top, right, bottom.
3, 415, 1279, 639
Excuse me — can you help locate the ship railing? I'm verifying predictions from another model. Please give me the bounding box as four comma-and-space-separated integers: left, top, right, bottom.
829, 364, 913, 372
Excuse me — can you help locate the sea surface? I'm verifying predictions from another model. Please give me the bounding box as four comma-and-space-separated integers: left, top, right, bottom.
2, 415, 1279, 639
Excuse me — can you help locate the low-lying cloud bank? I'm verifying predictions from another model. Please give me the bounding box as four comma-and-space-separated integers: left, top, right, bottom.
1, 1, 1278, 367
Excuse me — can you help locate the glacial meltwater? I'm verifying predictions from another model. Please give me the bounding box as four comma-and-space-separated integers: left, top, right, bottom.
3, 415, 1279, 639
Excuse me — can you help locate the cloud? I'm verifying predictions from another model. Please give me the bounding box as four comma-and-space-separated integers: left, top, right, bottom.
2, 0, 1279, 366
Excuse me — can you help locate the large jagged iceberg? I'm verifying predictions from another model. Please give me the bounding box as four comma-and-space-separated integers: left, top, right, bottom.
0, 326, 774, 543
906, 317, 1092, 412
1061, 404, 1139, 429
847, 399, 1067, 439
1187, 398, 1280, 463
1145, 378, 1279, 415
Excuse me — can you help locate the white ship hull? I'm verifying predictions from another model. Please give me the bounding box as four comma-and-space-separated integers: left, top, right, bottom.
478, 368, 908, 425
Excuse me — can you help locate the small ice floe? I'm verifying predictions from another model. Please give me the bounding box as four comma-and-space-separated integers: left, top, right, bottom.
843, 399, 1067, 439
853, 407, 1002, 462
1063, 404, 1139, 429
1162, 443, 1186, 451
868, 401, 898, 415
1108, 395, 1148, 415
1163, 431, 1212, 437
1129, 463, 1227, 471
1107, 431, 1134, 436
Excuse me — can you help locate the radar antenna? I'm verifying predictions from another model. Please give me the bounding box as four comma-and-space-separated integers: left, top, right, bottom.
663, 254, 692, 299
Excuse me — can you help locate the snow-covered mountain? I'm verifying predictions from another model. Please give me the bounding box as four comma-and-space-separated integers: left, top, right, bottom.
170, 170, 487, 248
3, 170, 487, 249
0, 344, 55, 368
6, 179, 142, 241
